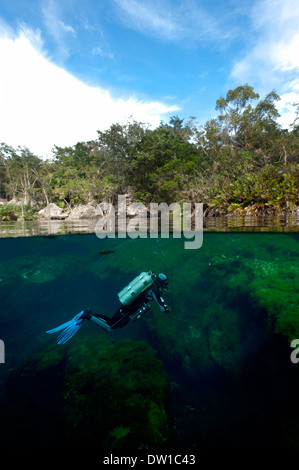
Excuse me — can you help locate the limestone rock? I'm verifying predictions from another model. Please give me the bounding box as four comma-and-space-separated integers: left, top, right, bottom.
66, 203, 97, 220
37, 203, 66, 220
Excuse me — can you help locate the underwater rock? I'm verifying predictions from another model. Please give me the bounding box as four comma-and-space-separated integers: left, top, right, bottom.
0, 254, 82, 288
204, 237, 299, 343
21, 255, 78, 284
0, 334, 170, 449
86, 236, 254, 375
64, 335, 170, 449
246, 258, 299, 340
86, 239, 220, 372
22, 269, 56, 284
144, 234, 299, 375
0, 344, 66, 448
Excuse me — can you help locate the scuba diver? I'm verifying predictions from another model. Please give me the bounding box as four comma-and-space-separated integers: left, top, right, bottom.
46, 271, 169, 344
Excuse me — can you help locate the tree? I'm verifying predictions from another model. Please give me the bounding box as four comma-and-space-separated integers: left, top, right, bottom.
215, 84, 259, 143
199, 85, 283, 167
97, 119, 149, 192
0, 144, 43, 206
129, 118, 200, 202
0, 85, 297, 216
0, 143, 18, 200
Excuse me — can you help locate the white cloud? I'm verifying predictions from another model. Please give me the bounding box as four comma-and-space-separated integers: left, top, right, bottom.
230, 0, 299, 128
42, 0, 76, 40
41, 0, 76, 61
276, 80, 299, 129
231, 0, 299, 81
113, 0, 234, 44
114, 0, 179, 40
91, 46, 114, 59
0, 28, 179, 159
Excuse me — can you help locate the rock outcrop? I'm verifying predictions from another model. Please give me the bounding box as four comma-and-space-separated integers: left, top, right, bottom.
37, 203, 66, 220
36, 195, 136, 221
66, 203, 97, 220
0, 335, 170, 449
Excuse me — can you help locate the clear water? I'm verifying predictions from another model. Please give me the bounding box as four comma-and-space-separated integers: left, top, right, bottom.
1, 230, 299, 449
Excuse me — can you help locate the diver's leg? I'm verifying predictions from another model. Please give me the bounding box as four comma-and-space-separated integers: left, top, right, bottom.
83, 308, 129, 331
90, 315, 112, 333
108, 308, 130, 329
82, 310, 112, 333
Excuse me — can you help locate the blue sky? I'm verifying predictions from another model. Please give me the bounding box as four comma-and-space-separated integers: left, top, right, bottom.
0, 0, 298, 158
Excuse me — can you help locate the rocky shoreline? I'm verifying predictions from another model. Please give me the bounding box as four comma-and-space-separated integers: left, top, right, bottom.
36, 202, 99, 220
2, 199, 299, 223
36, 201, 299, 221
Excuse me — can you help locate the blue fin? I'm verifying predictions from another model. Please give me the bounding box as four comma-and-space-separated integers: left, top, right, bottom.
56, 320, 83, 344
46, 311, 84, 344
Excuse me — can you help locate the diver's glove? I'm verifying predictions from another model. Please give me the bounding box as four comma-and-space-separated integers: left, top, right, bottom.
46, 311, 85, 344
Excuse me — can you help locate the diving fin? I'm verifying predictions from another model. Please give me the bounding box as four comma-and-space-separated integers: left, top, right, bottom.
46, 311, 85, 344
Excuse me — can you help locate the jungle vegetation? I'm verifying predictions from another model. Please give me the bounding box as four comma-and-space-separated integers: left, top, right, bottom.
0, 84, 298, 218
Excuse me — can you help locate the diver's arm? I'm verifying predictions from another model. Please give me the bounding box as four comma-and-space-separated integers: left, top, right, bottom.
148, 286, 169, 313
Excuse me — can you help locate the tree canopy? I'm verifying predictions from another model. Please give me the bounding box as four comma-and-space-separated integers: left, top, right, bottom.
1, 84, 298, 218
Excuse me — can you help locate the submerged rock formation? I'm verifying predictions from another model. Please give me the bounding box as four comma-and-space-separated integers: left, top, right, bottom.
1, 233, 299, 449
0, 334, 170, 449
85, 234, 299, 375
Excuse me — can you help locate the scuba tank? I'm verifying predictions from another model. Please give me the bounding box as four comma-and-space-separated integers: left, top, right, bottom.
118, 272, 154, 306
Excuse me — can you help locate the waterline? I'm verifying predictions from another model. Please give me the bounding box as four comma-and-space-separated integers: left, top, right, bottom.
95, 195, 203, 249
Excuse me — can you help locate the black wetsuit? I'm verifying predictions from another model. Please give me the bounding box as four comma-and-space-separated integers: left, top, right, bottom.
83, 278, 169, 330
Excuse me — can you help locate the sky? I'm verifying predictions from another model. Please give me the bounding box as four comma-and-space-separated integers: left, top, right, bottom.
0, 0, 298, 159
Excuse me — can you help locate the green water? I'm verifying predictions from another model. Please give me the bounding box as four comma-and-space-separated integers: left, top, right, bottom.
0, 231, 299, 449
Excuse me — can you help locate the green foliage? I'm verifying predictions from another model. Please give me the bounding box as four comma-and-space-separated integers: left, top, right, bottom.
0, 85, 298, 214
0, 203, 39, 221
209, 164, 299, 214
129, 120, 200, 203
0, 204, 19, 221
